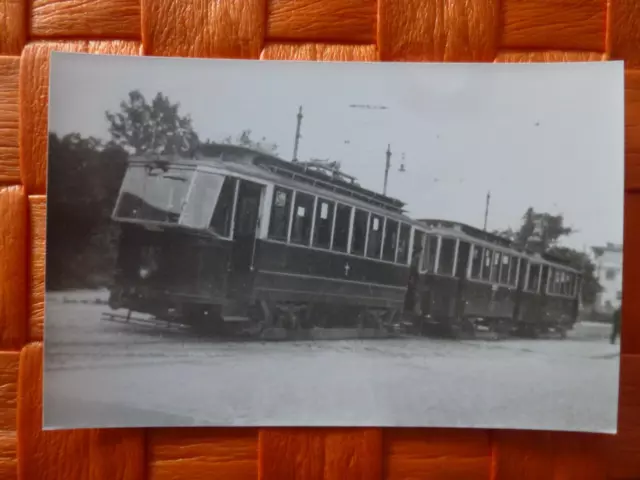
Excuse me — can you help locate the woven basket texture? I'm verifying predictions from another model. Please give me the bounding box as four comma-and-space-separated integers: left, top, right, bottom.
0, 0, 638, 478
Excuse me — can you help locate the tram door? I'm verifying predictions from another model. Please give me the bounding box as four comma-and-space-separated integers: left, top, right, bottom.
230, 179, 263, 287
454, 241, 471, 317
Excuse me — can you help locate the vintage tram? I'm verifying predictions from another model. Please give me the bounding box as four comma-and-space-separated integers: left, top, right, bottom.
409, 220, 582, 339
104, 144, 582, 340
105, 144, 418, 339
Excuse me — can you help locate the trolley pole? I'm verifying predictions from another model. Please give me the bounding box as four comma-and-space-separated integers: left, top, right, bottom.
483, 190, 491, 231
292, 106, 303, 163
383, 144, 391, 195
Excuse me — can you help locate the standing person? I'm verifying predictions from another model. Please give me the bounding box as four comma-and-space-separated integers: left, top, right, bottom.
610, 305, 621, 345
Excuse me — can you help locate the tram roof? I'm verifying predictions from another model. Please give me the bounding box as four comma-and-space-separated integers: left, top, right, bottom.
199, 144, 408, 211
127, 145, 420, 226
417, 218, 580, 273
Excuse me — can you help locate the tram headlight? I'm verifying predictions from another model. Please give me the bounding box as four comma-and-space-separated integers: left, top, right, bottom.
138, 245, 159, 280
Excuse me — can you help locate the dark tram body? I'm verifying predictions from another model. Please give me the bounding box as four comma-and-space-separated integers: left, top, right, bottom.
105, 145, 582, 340
411, 220, 582, 338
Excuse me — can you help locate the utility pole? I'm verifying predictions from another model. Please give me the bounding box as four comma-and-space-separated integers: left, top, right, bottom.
292, 105, 303, 163
383, 144, 391, 195
483, 190, 491, 231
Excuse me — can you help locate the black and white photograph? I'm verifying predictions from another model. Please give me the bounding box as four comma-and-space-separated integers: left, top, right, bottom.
43, 53, 624, 433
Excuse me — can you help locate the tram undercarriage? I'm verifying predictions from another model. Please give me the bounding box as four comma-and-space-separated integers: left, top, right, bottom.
101, 296, 407, 341
101, 304, 573, 343
103, 287, 574, 342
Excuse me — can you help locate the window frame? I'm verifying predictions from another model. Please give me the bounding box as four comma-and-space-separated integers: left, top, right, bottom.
509, 256, 520, 287
366, 212, 384, 259
437, 236, 457, 277
382, 218, 399, 262
350, 208, 369, 257
267, 185, 294, 242
420, 234, 439, 273
289, 190, 315, 246
311, 196, 335, 250
396, 223, 412, 265
525, 262, 542, 293
481, 247, 493, 281
205, 175, 238, 238
499, 252, 510, 285
330, 201, 352, 253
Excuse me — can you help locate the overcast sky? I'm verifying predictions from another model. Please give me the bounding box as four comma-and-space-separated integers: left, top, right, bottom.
49, 53, 624, 252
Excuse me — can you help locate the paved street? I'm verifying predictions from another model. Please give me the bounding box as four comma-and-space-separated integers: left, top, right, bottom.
43, 291, 621, 433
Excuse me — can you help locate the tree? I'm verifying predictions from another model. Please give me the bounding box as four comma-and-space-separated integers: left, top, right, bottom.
105, 90, 200, 156
47, 132, 129, 290
494, 207, 601, 306
221, 129, 278, 154
494, 207, 574, 253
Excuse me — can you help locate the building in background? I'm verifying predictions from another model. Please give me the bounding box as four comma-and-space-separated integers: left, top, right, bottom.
591, 243, 623, 314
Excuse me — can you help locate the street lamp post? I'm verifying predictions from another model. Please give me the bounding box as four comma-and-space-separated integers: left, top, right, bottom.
383, 144, 391, 195
483, 190, 491, 231
292, 105, 303, 163
346, 104, 406, 196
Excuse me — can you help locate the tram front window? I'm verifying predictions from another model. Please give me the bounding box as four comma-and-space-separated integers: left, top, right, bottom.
208, 176, 236, 235
115, 163, 239, 237
115, 164, 195, 224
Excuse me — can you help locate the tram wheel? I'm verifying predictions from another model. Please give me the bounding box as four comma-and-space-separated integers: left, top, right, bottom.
451, 318, 475, 340
489, 319, 510, 341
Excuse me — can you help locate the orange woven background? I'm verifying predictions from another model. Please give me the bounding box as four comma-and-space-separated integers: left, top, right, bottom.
0, 0, 639, 478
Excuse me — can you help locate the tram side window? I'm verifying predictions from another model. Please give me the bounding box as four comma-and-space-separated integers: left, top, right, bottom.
268, 187, 293, 241
565, 273, 575, 296
290, 192, 315, 245
397, 224, 411, 264
500, 254, 510, 284
551, 269, 571, 296
312, 197, 335, 249
557, 271, 564, 295
509, 257, 519, 286
481, 248, 493, 281
411, 229, 425, 266
382, 219, 399, 262
558, 271, 566, 295
438, 237, 456, 276
526, 263, 541, 292
351, 209, 368, 256
332, 203, 351, 252
547, 268, 558, 294
209, 177, 237, 237
491, 251, 502, 283
470, 245, 483, 279
421, 234, 438, 272
367, 214, 384, 259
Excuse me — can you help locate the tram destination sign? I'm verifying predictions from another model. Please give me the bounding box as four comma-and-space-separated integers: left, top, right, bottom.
42, 53, 624, 434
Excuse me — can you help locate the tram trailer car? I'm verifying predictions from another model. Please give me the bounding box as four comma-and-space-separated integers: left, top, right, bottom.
105, 144, 419, 339
410, 219, 583, 339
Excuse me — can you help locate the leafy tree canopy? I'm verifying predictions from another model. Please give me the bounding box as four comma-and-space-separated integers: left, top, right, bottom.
493, 207, 574, 252
493, 207, 601, 305
105, 90, 200, 156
